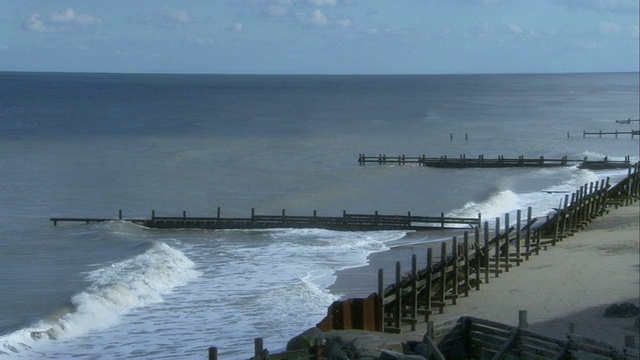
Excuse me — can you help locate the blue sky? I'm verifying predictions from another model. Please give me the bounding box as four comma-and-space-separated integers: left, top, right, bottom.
1, 0, 638, 74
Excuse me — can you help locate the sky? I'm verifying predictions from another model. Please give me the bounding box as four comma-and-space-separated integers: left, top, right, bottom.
0, 0, 638, 74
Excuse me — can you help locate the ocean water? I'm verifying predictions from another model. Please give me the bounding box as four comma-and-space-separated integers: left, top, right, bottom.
0, 72, 638, 359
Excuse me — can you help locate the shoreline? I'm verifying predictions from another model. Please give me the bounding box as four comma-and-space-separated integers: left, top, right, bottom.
327, 204, 640, 348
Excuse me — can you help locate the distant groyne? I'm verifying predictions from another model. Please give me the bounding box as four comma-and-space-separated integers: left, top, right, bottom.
51, 209, 481, 231
357, 153, 636, 170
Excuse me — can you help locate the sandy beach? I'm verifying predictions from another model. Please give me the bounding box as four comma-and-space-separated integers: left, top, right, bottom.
329, 203, 640, 349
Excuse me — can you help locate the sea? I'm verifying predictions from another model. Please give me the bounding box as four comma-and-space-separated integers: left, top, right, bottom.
0, 72, 638, 359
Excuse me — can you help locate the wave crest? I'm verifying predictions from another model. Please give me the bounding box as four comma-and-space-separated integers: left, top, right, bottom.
0, 242, 201, 357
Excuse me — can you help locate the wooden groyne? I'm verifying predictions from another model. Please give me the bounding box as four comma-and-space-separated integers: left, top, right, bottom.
211, 314, 638, 360
615, 118, 640, 124
582, 130, 639, 139
357, 153, 636, 170
51, 209, 481, 231
202, 167, 639, 359
303, 166, 639, 358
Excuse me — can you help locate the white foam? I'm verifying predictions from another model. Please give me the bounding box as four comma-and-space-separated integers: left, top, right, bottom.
447, 168, 630, 226
0, 242, 201, 358
448, 189, 520, 221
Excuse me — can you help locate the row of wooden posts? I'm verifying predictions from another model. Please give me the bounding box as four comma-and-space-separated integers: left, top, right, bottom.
579, 129, 640, 139
51, 209, 481, 231
357, 153, 635, 169
208, 165, 639, 359
319, 165, 640, 334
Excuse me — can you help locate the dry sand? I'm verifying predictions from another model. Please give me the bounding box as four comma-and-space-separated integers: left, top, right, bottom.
329, 204, 640, 349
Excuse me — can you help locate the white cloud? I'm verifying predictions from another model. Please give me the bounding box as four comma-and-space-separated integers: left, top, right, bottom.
296, 9, 328, 26
266, 5, 288, 17
598, 21, 622, 34
225, 22, 244, 32
507, 23, 523, 34
187, 37, 216, 44
310, 0, 337, 6
336, 18, 351, 28
23, 8, 105, 32
161, 10, 191, 28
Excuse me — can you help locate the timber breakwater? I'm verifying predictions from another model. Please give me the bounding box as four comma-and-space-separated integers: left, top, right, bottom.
49, 165, 640, 359
358, 153, 636, 170
206, 166, 640, 359
51, 209, 481, 231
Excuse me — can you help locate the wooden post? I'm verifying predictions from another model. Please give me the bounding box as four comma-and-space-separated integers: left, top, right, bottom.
484, 222, 490, 284
254, 338, 263, 358
425, 248, 432, 321
474, 227, 481, 291
427, 321, 434, 339
440, 212, 445, 228
451, 236, 459, 304
118, 209, 122, 220
504, 213, 510, 272
208, 347, 218, 360
281, 209, 286, 223
494, 217, 500, 277
217, 207, 221, 219
525, 207, 532, 260
378, 268, 385, 333
515, 210, 521, 265
552, 208, 560, 246
463, 232, 470, 296
518, 310, 528, 329
561, 194, 569, 236
151, 210, 155, 221
439, 242, 446, 311
411, 254, 418, 331
394, 261, 401, 329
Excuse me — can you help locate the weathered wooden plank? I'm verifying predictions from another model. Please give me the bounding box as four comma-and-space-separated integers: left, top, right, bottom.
490, 330, 518, 360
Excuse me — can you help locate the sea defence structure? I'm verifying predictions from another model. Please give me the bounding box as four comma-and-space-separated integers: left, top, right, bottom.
206, 166, 639, 359
357, 153, 636, 170
582, 129, 639, 139
51, 209, 481, 231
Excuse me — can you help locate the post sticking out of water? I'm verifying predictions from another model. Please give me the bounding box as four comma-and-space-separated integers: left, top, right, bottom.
518, 310, 528, 329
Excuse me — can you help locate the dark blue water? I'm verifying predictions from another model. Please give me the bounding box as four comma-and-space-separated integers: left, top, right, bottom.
0, 72, 638, 359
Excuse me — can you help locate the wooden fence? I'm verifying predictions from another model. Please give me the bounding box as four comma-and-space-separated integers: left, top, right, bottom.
357, 153, 636, 170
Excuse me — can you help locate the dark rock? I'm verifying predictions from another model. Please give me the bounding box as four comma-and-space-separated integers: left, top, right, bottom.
323, 339, 350, 360
286, 327, 324, 351
604, 303, 640, 318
